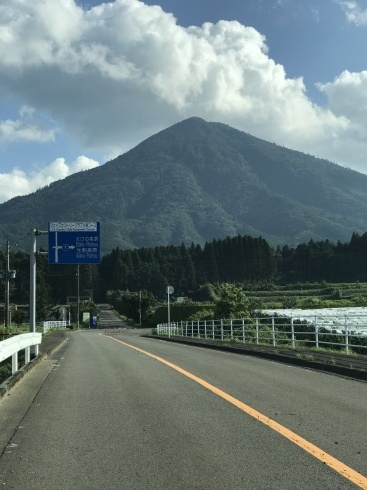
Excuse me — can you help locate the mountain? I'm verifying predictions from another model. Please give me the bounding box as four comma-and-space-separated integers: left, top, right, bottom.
1, 117, 367, 254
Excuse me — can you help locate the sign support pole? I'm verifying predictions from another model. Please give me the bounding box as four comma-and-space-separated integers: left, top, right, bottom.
166, 286, 174, 337
77, 264, 80, 330
30, 230, 36, 342
29, 229, 48, 356
167, 290, 170, 337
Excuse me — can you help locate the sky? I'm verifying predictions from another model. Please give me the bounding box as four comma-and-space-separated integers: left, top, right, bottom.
1, 0, 367, 203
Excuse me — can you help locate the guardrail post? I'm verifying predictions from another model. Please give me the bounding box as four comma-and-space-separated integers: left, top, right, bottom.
25, 346, 30, 364
256, 318, 259, 344
221, 319, 224, 341
291, 316, 295, 349
345, 316, 349, 355
271, 317, 276, 347
315, 316, 319, 349
242, 318, 245, 343
230, 319, 233, 339
12, 352, 18, 374
212, 320, 215, 339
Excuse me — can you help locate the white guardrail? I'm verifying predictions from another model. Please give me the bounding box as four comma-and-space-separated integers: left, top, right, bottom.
0, 333, 42, 376
157, 315, 367, 355
42, 321, 69, 334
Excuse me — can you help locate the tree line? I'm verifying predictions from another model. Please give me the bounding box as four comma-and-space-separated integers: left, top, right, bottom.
99, 232, 367, 297
1, 231, 367, 320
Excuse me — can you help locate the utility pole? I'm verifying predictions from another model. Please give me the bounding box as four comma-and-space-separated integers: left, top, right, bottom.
30, 231, 37, 338
139, 290, 142, 327
1, 241, 16, 334
5, 241, 10, 332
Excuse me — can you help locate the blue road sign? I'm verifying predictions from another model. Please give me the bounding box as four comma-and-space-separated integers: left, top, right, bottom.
48, 222, 100, 264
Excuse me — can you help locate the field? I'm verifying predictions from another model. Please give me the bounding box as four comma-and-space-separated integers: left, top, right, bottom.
242, 282, 367, 309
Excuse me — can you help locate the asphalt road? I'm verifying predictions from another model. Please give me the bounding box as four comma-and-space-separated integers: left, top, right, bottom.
0, 330, 366, 489
97, 304, 127, 329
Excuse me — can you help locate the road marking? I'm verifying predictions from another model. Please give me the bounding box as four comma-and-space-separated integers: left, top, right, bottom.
106, 336, 367, 489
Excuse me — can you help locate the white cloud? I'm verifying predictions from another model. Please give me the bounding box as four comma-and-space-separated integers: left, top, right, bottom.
0, 105, 56, 144
315, 71, 367, 166
0, 0, 366, 176
0, 118, 55, 144
338, 0, 367, 25
0, 156, 99, 203
318, 70, 367, 122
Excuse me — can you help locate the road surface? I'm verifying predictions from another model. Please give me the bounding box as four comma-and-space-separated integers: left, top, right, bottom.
0, 329, 366, 489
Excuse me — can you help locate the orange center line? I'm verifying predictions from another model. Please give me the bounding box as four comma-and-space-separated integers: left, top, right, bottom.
106, 335, 367, 489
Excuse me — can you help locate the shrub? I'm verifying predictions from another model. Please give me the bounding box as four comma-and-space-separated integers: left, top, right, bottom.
281, 296, 298, 309
214, 284, 250, 319
187, 309, 215, 321
0, 361, 12, 384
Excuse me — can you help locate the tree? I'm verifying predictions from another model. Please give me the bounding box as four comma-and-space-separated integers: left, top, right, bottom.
112, 290, 157, 324
214, 283, 250, 319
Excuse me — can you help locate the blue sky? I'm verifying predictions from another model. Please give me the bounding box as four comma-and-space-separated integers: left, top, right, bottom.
1, 0, 367, 203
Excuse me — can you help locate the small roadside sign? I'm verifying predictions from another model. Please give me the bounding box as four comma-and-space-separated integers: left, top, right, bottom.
48, 222, 100, 264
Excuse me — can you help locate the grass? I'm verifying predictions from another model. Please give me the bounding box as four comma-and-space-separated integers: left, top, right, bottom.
296, 353, 315, 361
0, 323, 37, 337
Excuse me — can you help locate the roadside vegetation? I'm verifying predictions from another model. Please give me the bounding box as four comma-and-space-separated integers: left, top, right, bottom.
135, 281, 367, 326
1, 230, 367, 335
144, 283, 367, 355
4, 232, 367, 383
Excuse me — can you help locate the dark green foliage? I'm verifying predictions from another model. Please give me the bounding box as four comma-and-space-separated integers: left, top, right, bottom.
96, 231, 367, 300
1, 118, 367, 253
0, 350, 28, 384
110, 290, 157, 324
189, 283, 220, 302
4, 229, 367, 318
187, 309, 215, 321
214, 284, 250, 319
12, 309, 27, 324
149, 304, 213, 325
0, 360, 12, 384
68, 301, 98, 325
97, 235, 276, 299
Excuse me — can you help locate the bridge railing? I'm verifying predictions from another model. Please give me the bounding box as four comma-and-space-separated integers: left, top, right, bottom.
157, 315, 367, 355
0, 332, 42, 375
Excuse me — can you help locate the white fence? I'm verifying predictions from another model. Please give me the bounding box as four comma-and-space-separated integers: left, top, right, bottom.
157, 315, 367, 355
0, 333, 42, 375
42, 321, 69, 334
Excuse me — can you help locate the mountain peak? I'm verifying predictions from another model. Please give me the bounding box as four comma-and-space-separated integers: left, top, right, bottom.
0, 118, 366, 253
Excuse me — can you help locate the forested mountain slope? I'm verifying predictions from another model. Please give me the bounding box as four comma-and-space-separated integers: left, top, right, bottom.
1, 117, 367, 253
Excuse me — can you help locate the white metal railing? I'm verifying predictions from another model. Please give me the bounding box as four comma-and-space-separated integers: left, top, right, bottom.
0, 333, 42, 375
157, 315, 367, 355
42, 321, 69, 334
